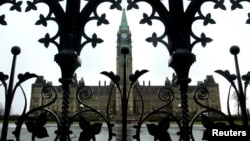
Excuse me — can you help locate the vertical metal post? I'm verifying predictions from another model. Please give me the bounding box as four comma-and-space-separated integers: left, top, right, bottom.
1, 46, 21, 141
55, 50, 81, 141
122, 53, 127, 141
126, 1, 224, 139
178, 79, 191, 141
169, 50, 195, 141
230, 46, 248, 125
22, 0, 121, 140
59, 79, 71, 141
121, 45, 129, 141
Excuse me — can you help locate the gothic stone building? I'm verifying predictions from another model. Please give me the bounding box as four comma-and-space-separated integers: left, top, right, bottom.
30, 10, 221, 121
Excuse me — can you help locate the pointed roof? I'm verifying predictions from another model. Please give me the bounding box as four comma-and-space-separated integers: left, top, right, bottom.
120, 9, 129, 31
35, 76, 46, 84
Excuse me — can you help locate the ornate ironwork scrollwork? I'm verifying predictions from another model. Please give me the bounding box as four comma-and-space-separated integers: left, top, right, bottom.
0, 46, 40, 141
23, 0, 122, 140
25, 0, 122, 53
74, 85, 116, 141
77, 85, 93, 100
193, 86, 210, 108
190, 47, 250, 140
133, 86, 179, 141
126, 1, 226, 140
41, 85, 58, 99
190, 86, 234, 141
146, 117, 172, 141
0, 0, 22, 25
127, 0, 226, 53
13, 85, 59, 141
3, 1, 250, 141
77, 115, 103, 141
215, 46, 249, 125
0, 72, 8, 92
158, 87, 174, 102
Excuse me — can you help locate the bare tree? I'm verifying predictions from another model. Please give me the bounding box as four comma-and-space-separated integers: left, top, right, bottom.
0, 102, 4, 115
231, 91, 240, 116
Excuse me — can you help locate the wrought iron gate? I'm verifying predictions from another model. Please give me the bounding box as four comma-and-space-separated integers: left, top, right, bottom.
0, 0, 250, 141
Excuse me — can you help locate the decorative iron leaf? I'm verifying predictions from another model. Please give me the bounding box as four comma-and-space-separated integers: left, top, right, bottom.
201, 114, 214, 129
0, 72, 8, 91
140, 13, 152, 25
25, 121, 35, 133
25, 113, 49, 139
146, 32, 158, 47
78, 116, 102, 141
146, 124, 158, 136
127, 0, 139, 10
246, 13, 250, 24
10, 1, 22, 12
36, 112, 48, 127
158, 132, 171, 141
97, 14, 109, 26
129, 70, 148, 84
35, 14, 47, 26
203, 13, 216, 26
0, 15, 7, 25
147, 121, 171, 141
202, 123, 225, 140
79, 116, 91, 131
201, 114, 214, 140
202, 128, 211, 140
35, 127, 49, 138
158, 117, 170, 131
17, 72, 38, 84
214, 0, 226, 10
242, 71, 250, 84
91, 123, 102, 135
79, 133, 92, 141
100, 71, 120, 86
230, 0, 243, 10
91, 33, 103, 48
201, 114, 227, 140
200, 33, 212, 47
0, 72, 8, 82
110, 1, 122, 10
25, 1, 37, 12
215, 70, 236, 84
39, 33, 51, 48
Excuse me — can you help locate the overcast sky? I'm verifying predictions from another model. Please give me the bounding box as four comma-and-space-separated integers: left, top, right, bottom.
0, 0, 250, 114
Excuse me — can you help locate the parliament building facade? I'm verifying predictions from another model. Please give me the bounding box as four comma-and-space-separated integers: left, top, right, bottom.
30, 10, 221, 121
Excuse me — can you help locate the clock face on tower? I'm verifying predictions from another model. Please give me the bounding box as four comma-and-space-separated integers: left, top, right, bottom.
121, 33, 128, 39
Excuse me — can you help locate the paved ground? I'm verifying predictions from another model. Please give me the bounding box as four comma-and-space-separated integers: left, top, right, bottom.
0, 123, 205, 141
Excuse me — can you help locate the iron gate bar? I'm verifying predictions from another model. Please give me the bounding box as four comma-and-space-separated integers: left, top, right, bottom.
215, 46, 249, 125
132, 85, 180, 141
0, 0, 23, 140
14, 86, 60, 141
1, 47, 21, 141
121, 45, 129, 141
1, 0, 250, 141
24, 0, 122, 140
126, 0, 226, 140
0, 47, 39, 141
230, 46, 248, 125
74, 84, 116, 141
1, 46, 248, 141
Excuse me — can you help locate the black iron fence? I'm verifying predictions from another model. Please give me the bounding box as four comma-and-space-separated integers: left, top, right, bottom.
0, 0, 250, 141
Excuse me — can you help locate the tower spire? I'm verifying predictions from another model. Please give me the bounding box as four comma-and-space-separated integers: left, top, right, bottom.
116, 8, 133, 117
120, 9, 129, 31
